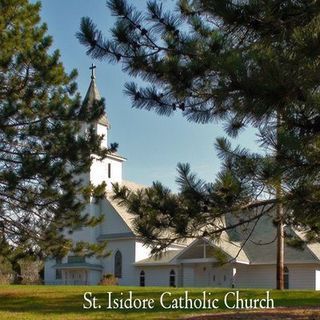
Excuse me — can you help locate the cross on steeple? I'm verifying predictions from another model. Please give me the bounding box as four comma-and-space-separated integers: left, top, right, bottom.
89, 63, 96, 79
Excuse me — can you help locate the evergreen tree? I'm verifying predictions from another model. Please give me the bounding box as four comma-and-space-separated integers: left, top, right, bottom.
0, 0, 116, 259
78, 0, 320, 289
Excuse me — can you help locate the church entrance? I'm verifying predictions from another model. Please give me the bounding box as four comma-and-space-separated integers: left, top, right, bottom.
194, 264, 211, 287
194, 264, 233, 287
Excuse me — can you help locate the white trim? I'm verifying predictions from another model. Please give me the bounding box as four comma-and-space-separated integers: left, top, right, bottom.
107, 153, 126, 162
235, 260, 250, 265
180, 258, 221, 264
250, 260, 320, 265
134, 262, 179, 267
172, 238, 202, 261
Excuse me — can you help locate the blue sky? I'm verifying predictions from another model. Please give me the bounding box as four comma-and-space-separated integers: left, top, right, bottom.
39, 0, 258, 191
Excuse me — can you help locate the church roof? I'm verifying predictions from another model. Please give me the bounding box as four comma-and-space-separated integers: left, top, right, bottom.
225, 209, 320, 264
106, 180, 193, 246
134, 250, 181, 266
107, 152, 127, 162
133, 207, 320, 266
206, 235, 250, 264
105, 180, 320, 266
106, 180, 146, 235
83, 77, 110, 128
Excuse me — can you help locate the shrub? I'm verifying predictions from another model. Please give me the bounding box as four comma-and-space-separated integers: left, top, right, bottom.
99, 273, 118, 286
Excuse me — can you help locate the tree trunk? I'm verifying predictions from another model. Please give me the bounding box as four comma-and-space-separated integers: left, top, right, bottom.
276, 111, 284, 290
276, 196, 284, 290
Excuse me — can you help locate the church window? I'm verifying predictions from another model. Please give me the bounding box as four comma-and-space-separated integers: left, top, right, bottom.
108, 163, 111, 178
169, 269, 176, 287
284, 266, 289, 289
55, 258, 62, 280
140, 270, 145, 287
114, 250, 122, 278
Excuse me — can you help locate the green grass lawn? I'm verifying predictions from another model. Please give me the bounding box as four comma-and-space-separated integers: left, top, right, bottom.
0, 285, 319, 320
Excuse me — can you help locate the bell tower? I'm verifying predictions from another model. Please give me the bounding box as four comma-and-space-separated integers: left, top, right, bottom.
82, 64, 126, 190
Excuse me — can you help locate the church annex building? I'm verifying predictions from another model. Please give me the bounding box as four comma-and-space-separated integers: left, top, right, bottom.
44, 70, 320, 290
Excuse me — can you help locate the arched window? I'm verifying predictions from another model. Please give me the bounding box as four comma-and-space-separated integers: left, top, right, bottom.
140, 270, 145, 287
114, 250, 122, 278
169, 269, 176, 287
284, 266, 289, 289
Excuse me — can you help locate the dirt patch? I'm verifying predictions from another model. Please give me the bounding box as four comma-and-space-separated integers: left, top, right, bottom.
183, 307, 320, 320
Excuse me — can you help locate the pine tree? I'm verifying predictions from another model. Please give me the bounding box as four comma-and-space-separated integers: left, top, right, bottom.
78, 0, 320, 289
0, 0, 116, 259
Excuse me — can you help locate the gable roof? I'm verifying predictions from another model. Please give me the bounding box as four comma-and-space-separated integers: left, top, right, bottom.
292, 229, 320, 261
169, 236, 250, 264
106, 183, 320, 265
134, 236, 250, 266
106, 180, 145, 235
225, 210, 320, 264
207, 234, 250, 264
134, 209, 320, 266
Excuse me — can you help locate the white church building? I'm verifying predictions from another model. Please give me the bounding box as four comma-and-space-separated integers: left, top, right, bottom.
44, 70, 320, 290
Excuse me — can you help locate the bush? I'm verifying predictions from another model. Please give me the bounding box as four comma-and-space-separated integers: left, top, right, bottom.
0, 273, 13, 284
99, 273, 118, 286
0, 256, 14, 284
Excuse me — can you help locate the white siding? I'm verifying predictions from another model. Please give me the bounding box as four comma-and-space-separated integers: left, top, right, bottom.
235, 264, 276, 289
87, 121, 124, 191
289, 264, 316, 289
182, 265, 195, 287
137, 266, 178, 287
234, 263, 318, 290
87, 270, 102, 285
99, 200, 132, 234
96, 123, 108, 147
90, 156, 123, 191
102, 239, 137, 286
135, 241, 152, 262
192, 263, 233, 287
194, 264, 210, 287
316, 270, 320, 290
69, 202, 100, 244
44, 258, 56, 284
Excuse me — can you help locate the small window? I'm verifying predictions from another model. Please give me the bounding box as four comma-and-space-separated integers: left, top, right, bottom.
68, 256, 85, 264
213, 275, 215, 281
140, 270, 145, 287
169, 270, 176, 287
108, 163, 111, 178
224, 275, 227, 281
55, 269, 62, 280
114, 250, 122, 278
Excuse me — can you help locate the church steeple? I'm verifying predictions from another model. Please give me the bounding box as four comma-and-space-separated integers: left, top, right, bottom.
83, 64, 110, 128
81, 65, 126, 191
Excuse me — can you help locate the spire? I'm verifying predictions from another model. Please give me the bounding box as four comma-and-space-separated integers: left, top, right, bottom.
82, 64, 110, 128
